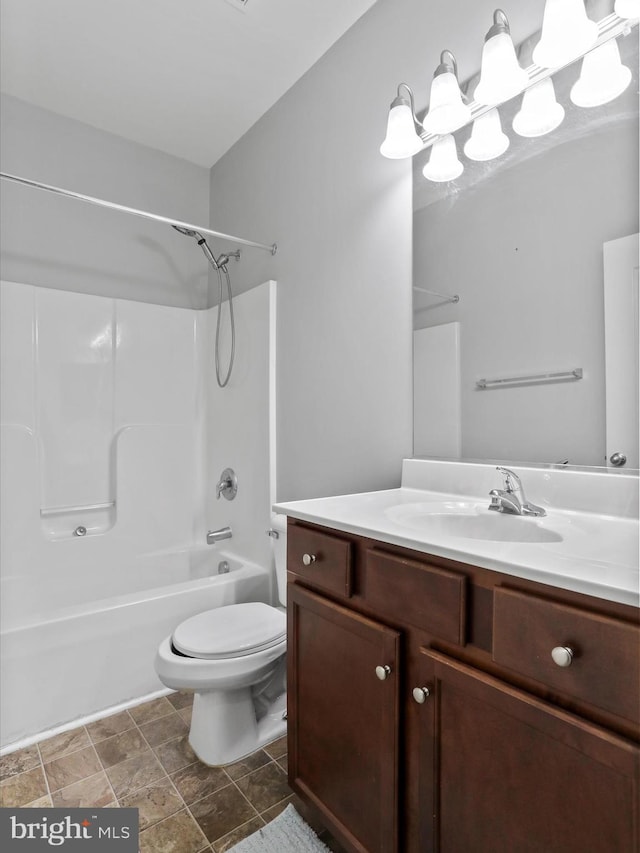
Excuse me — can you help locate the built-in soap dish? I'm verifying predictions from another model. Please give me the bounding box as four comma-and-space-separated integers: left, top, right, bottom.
40, 502, 116, 540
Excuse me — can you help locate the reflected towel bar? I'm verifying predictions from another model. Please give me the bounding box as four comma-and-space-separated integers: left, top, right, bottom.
476, 368, 583, 390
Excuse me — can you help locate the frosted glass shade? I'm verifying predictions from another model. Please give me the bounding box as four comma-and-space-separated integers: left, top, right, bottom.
614, 0, 640, 18
570, 40, 632, 107
474, 32, 529, 106
380, 102, 423, 159
532, 0, 598, 68
464, 109, 510, 161
513, 78, 565, 137
423, 72, 472, 135
422, 135, 464, 182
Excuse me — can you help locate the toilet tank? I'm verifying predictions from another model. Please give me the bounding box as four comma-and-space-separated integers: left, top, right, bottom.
271, 514, 288, 607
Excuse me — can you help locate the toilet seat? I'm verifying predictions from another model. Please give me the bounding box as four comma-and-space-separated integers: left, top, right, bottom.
172, 602, 286, 660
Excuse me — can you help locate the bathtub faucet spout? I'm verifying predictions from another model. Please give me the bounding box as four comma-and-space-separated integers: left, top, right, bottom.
207, 526, 233, 545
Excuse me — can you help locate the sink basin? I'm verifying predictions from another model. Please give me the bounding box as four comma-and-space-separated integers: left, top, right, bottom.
386, 502, 563, 543
424, 512, 562, 543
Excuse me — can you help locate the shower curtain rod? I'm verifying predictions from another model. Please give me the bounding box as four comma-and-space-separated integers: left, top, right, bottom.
0, 172, 278, 255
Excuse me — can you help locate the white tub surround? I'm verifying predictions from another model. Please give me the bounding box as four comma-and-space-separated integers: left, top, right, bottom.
205, 281, 278, 573
1, 279, 279, 750
274, 459, 639, 606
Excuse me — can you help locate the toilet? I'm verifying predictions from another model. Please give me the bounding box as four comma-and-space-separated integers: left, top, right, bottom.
155, 515, 288, 766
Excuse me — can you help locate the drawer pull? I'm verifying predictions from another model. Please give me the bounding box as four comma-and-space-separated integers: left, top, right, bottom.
302, 553, 317, 566
375, 665, 392, 681
551, 646, 574, 668
412, 686, 431, 704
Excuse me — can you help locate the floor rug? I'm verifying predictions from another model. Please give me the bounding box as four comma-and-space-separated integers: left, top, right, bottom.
226, 804, 331, 853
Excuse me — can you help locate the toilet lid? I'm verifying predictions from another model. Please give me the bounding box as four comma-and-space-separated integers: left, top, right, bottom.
172, 602, 286, 660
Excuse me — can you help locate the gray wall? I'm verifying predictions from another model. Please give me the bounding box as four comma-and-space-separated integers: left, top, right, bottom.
206, 0, 546, 502
1, 94, 211, 308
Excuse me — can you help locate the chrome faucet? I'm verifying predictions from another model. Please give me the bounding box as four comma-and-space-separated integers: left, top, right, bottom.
488, 467, 546, 517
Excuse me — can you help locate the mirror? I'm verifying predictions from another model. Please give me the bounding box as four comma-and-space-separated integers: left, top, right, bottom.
412, 28, 638, 469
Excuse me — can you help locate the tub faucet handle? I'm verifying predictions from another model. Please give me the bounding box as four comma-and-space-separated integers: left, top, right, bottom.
216, 468, 238, 501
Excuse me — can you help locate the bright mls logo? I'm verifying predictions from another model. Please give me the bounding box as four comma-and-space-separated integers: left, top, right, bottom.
0, 809, 138, 851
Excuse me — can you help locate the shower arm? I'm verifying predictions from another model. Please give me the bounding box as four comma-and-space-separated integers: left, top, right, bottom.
0, 172, 278, 256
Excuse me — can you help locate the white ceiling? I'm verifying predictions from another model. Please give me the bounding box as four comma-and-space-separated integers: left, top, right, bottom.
0, 0, 378, 168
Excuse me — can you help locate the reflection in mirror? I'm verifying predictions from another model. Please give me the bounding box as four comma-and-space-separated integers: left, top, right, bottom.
413, 26, 638, 469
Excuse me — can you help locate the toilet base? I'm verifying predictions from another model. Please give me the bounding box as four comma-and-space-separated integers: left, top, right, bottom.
189, 688, 287, 767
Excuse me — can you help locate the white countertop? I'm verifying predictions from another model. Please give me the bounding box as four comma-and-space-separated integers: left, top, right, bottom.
274, 460, 640, 607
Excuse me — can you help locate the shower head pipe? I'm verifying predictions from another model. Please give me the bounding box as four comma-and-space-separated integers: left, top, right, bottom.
215, 250, 241, 268
0, 172, 278, 255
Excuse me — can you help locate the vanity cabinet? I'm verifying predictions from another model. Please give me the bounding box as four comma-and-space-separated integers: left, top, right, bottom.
288, 583, 400, 853
286, 519, 640, 853
415, 650, 639, 852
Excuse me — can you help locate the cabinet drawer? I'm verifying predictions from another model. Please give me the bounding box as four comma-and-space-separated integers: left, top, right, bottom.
493, 587, 640, 724
287, 523, 353, 598
365, 548, 466, 644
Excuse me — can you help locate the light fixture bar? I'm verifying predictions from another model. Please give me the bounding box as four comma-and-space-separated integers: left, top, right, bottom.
418, 13, 637, 150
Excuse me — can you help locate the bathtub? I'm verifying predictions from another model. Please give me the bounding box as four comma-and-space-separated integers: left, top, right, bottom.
0, 547, 273, 750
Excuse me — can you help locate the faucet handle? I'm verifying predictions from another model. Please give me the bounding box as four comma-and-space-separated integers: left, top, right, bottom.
496, 466, 521, 493
216, 467, 238, 501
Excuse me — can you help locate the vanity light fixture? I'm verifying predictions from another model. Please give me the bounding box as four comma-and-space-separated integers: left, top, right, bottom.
570, 39, 632, 106
380, 5, 638, 179
513, 78, 565, 137
422, 51, 472, 135
614, 0, 640, 19
379, 84, 423, 159
474, 10, 529, 106
422, 134, 464, 182
532, 0, 599, 68
464, 108, 510, 161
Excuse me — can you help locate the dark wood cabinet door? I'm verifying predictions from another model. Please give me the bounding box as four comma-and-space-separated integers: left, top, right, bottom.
288, 583, 400, 853
415, 648, 640, 853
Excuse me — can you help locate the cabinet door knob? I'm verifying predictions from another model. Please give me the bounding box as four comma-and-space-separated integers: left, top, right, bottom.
302, 553, 316, 566
551, 646, 574, 667
412, 686, 431, 704
375, 665, 392, 681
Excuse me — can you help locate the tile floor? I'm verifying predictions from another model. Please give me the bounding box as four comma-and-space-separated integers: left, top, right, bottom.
0, 693, 341, 852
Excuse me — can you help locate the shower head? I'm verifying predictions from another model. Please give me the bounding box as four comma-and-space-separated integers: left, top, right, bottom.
173, 222, 239, 388
171, 224, 200, 238
172, 224, 220, 269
